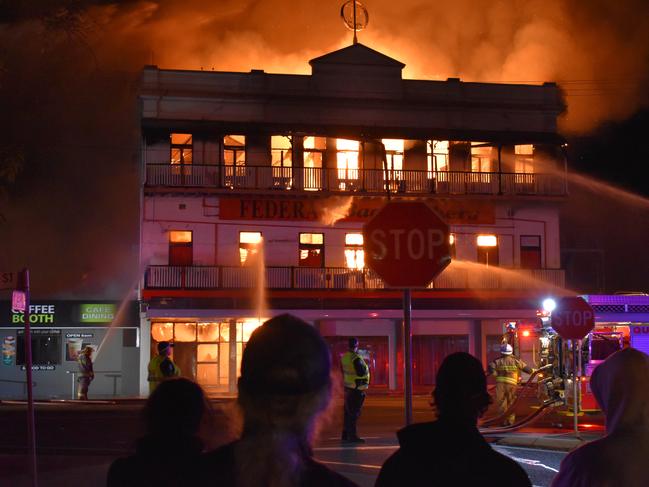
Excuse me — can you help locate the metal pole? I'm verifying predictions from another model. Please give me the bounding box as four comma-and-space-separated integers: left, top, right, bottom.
403, 288, 413, 425
353, 0, 358, 44
573, 339, 580, 439
22, 269, 38, 487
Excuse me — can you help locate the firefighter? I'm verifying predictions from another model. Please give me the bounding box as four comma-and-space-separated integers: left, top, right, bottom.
502, 322, 519, 357
147, 341, 181, 394
77, 346, 95, 400
487, 343, 534, 426
341, 337, 370, 443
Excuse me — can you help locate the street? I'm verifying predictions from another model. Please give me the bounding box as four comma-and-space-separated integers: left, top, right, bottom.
0, 395, 584, 487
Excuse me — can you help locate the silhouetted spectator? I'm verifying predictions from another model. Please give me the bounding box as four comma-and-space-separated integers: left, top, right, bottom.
551, 348, 649, 487
198, 314, 358, 487
375, 352, 531, 487
107, 377, 207, 487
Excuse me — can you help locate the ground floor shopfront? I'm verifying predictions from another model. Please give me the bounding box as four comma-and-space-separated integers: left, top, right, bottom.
140, 291, 546, 395
0, 301, 140, 400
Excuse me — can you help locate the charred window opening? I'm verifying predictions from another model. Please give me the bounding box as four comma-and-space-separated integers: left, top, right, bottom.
382, 139, 404, 183
271, 136, 293, 189
224, 135, 246, 166
427, 140, 449, 176
299, 233, 324, 267
515, 144, 534, 174
471, 143, 495, 173
303, 136, 325, 191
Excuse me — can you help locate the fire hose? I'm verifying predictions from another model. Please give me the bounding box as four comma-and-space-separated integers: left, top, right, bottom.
479, 397, 563, 434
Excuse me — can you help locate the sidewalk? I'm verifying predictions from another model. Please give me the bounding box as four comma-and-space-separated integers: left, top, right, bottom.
488, 428, 604, 451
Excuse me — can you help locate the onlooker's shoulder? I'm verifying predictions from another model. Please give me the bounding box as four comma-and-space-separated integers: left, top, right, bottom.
488, 448, 531, 486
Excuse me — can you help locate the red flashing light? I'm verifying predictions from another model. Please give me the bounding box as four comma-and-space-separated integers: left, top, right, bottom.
522, 330, 531, 337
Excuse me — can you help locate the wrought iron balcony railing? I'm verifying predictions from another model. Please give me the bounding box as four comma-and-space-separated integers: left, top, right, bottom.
144, 164, 567, 196
145, 265, 565, 291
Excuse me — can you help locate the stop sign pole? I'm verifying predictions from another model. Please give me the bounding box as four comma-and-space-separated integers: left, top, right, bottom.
363, 201, 451, 425
551, 296, 595, 438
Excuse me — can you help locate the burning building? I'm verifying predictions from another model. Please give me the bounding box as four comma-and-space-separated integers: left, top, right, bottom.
137, 42, 567, 394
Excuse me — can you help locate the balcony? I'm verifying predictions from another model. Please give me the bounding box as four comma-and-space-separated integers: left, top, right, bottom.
144, 164, 567, 197
145, 265, 565, 291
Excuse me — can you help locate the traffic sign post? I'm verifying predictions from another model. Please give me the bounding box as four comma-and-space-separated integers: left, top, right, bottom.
363, 201, 451, 424
551, 296, 595, 439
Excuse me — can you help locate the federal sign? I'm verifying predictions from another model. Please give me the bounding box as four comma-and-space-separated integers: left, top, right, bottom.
363, 201, 451, 288
551, 296, 595, 340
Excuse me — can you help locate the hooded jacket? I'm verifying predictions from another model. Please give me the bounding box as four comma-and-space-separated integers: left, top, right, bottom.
375, 417, 531, 487
551, 348, 649, 487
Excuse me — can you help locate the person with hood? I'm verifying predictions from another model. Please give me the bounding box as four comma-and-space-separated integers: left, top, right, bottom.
107, 377, 207, 487
198, 314, 358, 487
375, 352, 531, 487
551, 347, 649, 487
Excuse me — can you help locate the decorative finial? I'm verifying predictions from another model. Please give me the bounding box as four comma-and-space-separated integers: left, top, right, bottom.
341, 1, 369, 45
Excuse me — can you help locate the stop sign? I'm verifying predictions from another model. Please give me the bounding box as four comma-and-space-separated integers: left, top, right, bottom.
363, 201, 451, 288
551, 296, 595, 339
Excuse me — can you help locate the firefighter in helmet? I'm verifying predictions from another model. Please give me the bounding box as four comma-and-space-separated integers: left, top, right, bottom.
487, 343, 534, 426
77, 346, 95, 400
502, 322, 519, 357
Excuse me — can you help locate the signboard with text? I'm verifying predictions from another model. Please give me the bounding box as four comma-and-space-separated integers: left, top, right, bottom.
551, 297, 595, 340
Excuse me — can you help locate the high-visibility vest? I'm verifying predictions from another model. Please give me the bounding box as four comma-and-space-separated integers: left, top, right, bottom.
341, 351, 370, 390
147, 355, 180, 392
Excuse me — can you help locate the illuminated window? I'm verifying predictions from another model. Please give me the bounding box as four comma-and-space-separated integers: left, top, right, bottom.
197, 322, 220, 342
239, 231, 262, 265
345, 233, 364, 270
477, 235, 499, 266
515, 144, 534, 174
299, 233, 324, 267
427, 140, 449, 175
224, 135, 246, 166
170, 133, 193, 165
449, 233, 457, 259
151, 322, 174, 342
271, 136, 292, 167
174, 322, 197, 342
303, 136, 325, 191
169, 230, 192, 266
471, 144, 493, 172
382, 139, 404, 172
336, 139, 359, 183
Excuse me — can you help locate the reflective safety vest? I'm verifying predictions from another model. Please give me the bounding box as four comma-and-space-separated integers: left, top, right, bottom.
341, 351, 370, 390
488, 355, 532, 386
148, 354, 181, 392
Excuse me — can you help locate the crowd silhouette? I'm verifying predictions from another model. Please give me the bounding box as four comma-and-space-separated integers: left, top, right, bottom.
106, 314, 649, 487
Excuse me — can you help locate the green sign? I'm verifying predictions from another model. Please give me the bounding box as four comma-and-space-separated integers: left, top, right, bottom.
80, 304, 115, 323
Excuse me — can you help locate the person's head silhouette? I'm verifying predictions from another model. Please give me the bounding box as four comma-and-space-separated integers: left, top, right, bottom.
145, 377, 206, 437
433, 352, 491, 422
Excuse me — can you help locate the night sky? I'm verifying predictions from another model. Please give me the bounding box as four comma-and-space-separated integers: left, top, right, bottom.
1, 0, 649, 297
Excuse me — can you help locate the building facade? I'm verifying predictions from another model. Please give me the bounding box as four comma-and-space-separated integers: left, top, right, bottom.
138, 44, 567, 395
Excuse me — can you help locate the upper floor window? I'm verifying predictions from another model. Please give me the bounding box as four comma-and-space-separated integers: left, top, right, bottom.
471, 144, 494, 173
271, 136, 292, 168
224, 135, 246, 166
171, 133, 192, 165
520, 235, 541, 269
427, 140, 449, 174
515, 145, 534, 174
449, 233, 457, 259
299, 233, 324, 267
169, 230, 193, 266
345, 233, 364, 270
477, 234, 498, 267
336, 139, 359, 182
239, 231, 262, 265
303, 136, 325, 169
382, 139, 404, 173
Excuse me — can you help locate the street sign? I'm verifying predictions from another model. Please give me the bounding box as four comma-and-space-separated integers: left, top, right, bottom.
551, 296, 595, 339
1, 271, 16, 290
363, 201, 451, 288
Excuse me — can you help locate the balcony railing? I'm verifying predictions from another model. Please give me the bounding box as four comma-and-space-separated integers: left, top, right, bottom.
145, 164, 567, 196
145, 265, 565, 291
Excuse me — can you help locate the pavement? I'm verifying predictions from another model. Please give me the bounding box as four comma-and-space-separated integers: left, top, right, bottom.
0, 394, 605, 487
